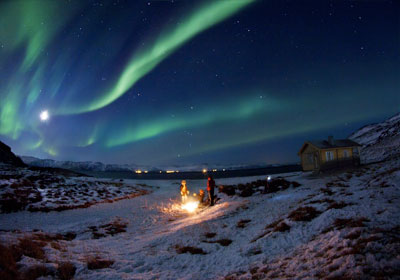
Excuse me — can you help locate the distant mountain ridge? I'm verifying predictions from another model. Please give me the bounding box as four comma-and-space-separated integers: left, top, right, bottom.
17, 113, 400, 171
20, 156, 139, 172
349, 113, 400, 163
20, 156, 274, 173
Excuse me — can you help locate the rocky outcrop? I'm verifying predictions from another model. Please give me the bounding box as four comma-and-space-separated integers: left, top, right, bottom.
0, 141, 26, 167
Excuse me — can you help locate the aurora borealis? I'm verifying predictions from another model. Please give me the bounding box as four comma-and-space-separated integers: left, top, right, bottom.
0, 0, 399, 165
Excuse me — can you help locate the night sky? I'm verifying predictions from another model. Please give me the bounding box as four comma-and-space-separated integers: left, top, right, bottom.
0, 0, 399, 166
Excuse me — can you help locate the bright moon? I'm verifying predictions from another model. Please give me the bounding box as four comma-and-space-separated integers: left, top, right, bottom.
40, 110, 49, 122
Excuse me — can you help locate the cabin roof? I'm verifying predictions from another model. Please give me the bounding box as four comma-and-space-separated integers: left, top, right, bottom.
308, 139, 361, 149
299, 139, 361, 155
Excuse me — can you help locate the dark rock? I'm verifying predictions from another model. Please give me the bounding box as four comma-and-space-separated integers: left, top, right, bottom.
218, 185, 235, 196
239, 186, 253, 197
0, 141, 26, 167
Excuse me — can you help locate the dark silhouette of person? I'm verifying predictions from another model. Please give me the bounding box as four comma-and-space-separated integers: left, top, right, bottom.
207, 176, 216, 206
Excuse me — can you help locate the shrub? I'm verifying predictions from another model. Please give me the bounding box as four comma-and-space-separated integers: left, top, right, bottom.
204, 232, 217, 238
215, 239, 232, 246
320, 188, 334, 196
218, 185, 235, 196
327, 201, 352, 210
0, 243, 19, 280
237, 219, 251, 228
23, 265, 53, 280
87, 257, 114, 270
18, 237, 46, 260
57, 262, 76, 280
274, 222, 290, 232
288, 206, 321, 222
175, 245, 207, 255
239, 186, 253, 197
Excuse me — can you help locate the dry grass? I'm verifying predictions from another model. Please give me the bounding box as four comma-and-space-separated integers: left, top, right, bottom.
323, 217, 370, 233
251, 219, 289, 243
89, 218, 128, 239
18, 237, 46, 260
87, 256, 114, 270
203, 239, 233, 246
0, 243, 19, 280
274, 222, 291, 232
237, 219, 251, 228
288, 206, 321, 222
345, 230, 362, 240
175, 245, 207, 255
100, 219, 128, 236
308, 198, 335, 204
215, 239, 233, 246
320, 188, 334, 196
23, 265, 53, 280
57, 262, 76, 280
204, 232, 217, 238
327, 201, 353, 210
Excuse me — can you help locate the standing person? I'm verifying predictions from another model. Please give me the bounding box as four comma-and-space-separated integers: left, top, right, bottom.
207, 176, 216, 206
180, 180, 189, 203
263, 176, 271, 194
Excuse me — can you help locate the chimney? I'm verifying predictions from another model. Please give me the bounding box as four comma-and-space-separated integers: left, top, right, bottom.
328, 136, 334, 145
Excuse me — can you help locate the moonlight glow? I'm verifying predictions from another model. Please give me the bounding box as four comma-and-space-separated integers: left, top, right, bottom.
40, 110, 49, 122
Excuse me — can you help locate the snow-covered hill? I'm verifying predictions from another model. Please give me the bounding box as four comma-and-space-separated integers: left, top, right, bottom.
349, 113, 400, 163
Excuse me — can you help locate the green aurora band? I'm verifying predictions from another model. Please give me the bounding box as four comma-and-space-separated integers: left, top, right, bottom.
0, 0, 80, 142
0, 0, 79, 71
104, 95, 279, 147
57, 0, 254, 115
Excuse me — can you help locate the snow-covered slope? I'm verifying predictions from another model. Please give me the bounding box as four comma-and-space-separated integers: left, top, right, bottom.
349, 113, 400, 163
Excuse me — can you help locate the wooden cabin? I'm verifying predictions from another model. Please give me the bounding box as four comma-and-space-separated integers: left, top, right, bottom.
298, 136, 361, 172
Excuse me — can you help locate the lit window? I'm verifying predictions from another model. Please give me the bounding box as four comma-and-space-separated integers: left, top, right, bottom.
326, 151, 334, 161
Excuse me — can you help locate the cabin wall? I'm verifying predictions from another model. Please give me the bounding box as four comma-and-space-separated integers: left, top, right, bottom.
320, 147, 354, 163
300, 144, 319, 171
320, 147, 360, 170
300, 144, 360, 172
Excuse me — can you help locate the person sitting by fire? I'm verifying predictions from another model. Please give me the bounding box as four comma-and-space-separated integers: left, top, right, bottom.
198, 189, 205, 204
207, 176, 216, 206
180, 180, 189, 203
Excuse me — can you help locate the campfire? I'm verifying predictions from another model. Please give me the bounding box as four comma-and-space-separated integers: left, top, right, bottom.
181, 201, 199, 213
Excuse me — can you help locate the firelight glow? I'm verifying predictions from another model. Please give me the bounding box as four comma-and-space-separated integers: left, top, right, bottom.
40, 110, 49, 122
181, 201, 199, 213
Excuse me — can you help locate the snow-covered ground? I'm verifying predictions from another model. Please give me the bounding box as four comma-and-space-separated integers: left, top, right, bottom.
0, 165, 149, 213
1, 157, 399, 279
